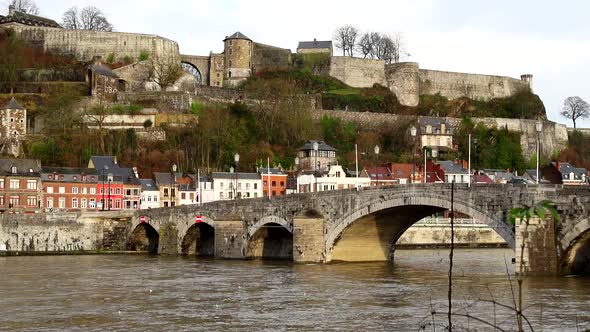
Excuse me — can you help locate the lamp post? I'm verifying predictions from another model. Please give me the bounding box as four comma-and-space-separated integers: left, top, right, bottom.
473, 138, 478, 176
468, 133, 471, 187
294, 157, 299, 193
101, 166, 106, 211
312, 141, 319, 192
536, 120, 543, 184
234, 152, 240, 200
423, 146, 427, 184
107, 173, 112, 210
172, 163, 177, 206
374, 145, 380, 186
410, 126, 417, 183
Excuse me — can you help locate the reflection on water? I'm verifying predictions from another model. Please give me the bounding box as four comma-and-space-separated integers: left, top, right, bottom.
0, 249, 588, 331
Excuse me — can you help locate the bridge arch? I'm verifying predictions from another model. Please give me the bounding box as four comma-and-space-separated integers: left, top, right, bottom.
325, 193, 514, 262
181, 222, 215, 256
248, 216, 292, 238
246, 217, 293, 260
181, 61, 203, 84
127, 222, 159, 254
558, 217, 590, 274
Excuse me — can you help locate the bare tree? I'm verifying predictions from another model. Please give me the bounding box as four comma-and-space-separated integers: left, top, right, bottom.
8, 0, 39, 15
333, 25, 359, 57
61, 6, 113, 32
144, 56, 182, 90
561, 96, 590, 129
357, 33, 373, 58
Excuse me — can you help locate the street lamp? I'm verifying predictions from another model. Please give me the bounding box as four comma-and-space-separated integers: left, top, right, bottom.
172, 163, 177, 206
234, 152, 240, 200
101, 166, 106, 211
374, 145, 380, 186
536, 120, 543, 184
410, 126, 417, 183
107, 173, 112, 210
312, 141, 319, 192
294, 157, 300, 193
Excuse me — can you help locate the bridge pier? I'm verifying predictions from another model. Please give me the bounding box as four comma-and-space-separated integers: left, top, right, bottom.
158, 223, 179, 255
214, 219, 246, 259
293, 216, 325, 263
515, 217, 558, 275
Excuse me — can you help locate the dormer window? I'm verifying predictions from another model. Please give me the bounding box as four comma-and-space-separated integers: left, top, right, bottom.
11, 166, 16, 174
29, 168, 33, 173
426, 125, 432, 134
73, 176, 78, 181
569, 172, 574, 180
48, 175, 53, 180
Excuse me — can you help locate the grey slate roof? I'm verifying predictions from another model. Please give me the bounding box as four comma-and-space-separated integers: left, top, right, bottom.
419, 116, 452, 134
89, 64, 118, 78
140, 179, 159, 191
438, 160, 468, 174
298, 140, 337, 152
224, 31, 251, 41
89, 156, 118, 170
1, 98, 24, 110
556, 162, 587, 180
0, 158, 41, 176
212, 172, 261, 180
0, 9, 61, 28
41, 167, 98, 182
298, 40, 332, 50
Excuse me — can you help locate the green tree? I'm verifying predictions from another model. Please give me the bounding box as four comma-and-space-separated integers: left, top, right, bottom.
0, 29, 25, 94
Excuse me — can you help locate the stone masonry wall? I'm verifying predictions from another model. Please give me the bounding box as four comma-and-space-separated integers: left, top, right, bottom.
313, 109, 568, 161
418, 69, 531, 101
251, 42, 291, 73
329, 56, 385, 88
4, 23, 180, 63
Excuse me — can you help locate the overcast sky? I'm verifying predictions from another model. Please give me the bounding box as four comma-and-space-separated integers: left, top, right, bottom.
21, 0, 590, 127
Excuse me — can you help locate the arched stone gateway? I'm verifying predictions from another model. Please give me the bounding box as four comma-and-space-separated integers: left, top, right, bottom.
127, 222, 159, 254
181, 222, 215, 256
559, 218, 590, 275
324, 194, 513, 262
247, 222, 293, 260
181, 62, 202, 84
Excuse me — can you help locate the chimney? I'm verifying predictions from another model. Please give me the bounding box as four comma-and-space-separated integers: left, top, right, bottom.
556, 161, 560, 170
132, 167, 139, 178
8, 5, 15, 16
92, 56, 103, 66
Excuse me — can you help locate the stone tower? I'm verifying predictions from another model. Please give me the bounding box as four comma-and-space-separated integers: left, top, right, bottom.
520, 74, 534, 90
0, 98, 27, 157
223, 32, 253, 86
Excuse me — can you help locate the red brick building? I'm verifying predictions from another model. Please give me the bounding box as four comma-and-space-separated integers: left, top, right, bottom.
259, 168, 287, 197
0, 158, 42, 213
41, 167, 98, 211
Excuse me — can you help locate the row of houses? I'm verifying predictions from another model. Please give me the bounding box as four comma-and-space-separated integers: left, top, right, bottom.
1, 138, 587, 213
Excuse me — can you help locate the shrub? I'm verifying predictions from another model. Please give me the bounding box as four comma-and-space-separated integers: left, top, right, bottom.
143, 119, 153, 128
139, 50, 149, 61
106, 52, 115, 64
123, 55, 133, 64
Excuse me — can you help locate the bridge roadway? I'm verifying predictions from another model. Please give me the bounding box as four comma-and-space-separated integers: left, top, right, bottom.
123, 183, 590, 274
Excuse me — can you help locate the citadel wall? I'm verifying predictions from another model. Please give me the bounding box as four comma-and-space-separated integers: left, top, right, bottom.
3, 23, 180, 63
251, 42, 291, 73
329, 56, 386, 88
417, 69, 531, 101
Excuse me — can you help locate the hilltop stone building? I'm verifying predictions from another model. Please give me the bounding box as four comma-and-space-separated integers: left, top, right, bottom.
0, 98, 26, 157
297, 39, 333, 55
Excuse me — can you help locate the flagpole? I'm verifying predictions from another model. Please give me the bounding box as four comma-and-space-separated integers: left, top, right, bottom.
267, 157, 271, 199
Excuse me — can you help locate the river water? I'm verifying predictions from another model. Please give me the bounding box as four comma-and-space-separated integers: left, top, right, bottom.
1, 249, 589, 332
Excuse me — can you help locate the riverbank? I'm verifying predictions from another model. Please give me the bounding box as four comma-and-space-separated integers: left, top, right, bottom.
0, 250, 145, 257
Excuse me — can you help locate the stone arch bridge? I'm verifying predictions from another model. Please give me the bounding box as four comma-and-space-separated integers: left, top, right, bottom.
122, 184, 590, 275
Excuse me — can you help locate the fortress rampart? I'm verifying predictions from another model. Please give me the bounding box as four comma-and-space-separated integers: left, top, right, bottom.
328, 57, 533, 107
2, 23, 180, 62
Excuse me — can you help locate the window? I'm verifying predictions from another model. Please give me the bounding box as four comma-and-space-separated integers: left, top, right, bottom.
72, 187, 78, 194
171, 201, 175, 207
254, 193, 258, 198
0, 179, 3, 188
9, 179, 19, 189
116, 188, 121, 195
164, 201, 169, 207
147, 195, 151, 202
272, 191, 276, 196
272, 181, 276, 186
81, 187, 87, 194
89, 199, 96, 208
58, 186, 65, 194
72, 198, 78, 208
181, 193, 186, 200
133, 189, 139, 196
27, 196, 36, 206
126, 189, 131, 196
81, 198, 87, 209
73, 176, 77, 181
11, 166, 16, 173
171, 189, 175, 197
246, 183, 250, 189
0, 196, 3, 205
246, 192, 250, 198
47, 197, 53, 208
237, 183, 241, 189
164, 188, 169, 197
58, 197, 65, 208
220, 192, 224, 199
115, 199, 121, 209
280, 181, 284, 187
254, 183, 258, 190
153, 196, 158, 202
26, 180, 37, 190
9, 196, 19, 208
90, 187, 96, 194
220, 182, 224, 189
